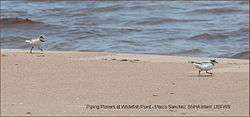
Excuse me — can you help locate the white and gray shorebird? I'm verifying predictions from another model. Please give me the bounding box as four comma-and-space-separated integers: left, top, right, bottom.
189, 59, 218, 75
25, 35, 46, 53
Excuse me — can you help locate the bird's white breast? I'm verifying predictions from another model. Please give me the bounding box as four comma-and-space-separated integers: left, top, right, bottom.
30, 39, 42, 46
194, 63, 214, 71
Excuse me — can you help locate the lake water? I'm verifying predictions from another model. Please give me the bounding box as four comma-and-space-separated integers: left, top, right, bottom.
1, 0, 249, 58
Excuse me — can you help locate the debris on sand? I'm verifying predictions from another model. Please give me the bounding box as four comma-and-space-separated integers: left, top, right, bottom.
25, 112, 31, 115
120, 59, 129, 61
1, 54, 7, 57
102, 57, 140, 63
153, 94, 158, 96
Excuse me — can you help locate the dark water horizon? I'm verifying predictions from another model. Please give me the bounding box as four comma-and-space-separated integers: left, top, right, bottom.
0, 0, 249, 59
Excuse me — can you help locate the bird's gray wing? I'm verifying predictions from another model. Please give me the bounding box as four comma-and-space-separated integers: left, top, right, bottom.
189, 61, 202, 64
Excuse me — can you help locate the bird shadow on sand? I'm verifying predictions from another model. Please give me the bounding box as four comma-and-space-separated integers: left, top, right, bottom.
26, 52, 44, 54
26, 52, 45, 57
188, 74, 213, 77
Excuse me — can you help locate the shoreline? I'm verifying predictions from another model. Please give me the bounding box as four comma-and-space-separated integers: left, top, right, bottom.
1, 49, 249, 116
1, 49, 249, 60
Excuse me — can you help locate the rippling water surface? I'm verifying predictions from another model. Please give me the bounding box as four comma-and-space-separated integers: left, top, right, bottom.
1, 0, 249, 58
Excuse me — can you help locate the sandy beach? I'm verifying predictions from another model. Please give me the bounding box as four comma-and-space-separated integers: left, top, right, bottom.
1, 49, 249, 116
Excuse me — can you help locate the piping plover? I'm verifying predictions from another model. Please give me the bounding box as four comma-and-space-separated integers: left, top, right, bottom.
25, 35, 46, 53
189, 59, 218, 75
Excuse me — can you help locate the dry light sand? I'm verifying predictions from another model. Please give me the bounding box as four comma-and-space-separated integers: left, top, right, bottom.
1, 49, 249, 116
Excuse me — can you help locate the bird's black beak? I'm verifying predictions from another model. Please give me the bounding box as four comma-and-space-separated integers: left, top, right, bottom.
210, 59, 218, 63
40, 39, 45, 42
39, 35, 45, 42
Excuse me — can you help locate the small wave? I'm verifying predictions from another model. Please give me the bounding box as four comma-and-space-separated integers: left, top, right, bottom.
231, 51, 249, 59
120, 28, 142, 32
169, 49, 206, 56
25, 0, 67, 2
238, 27, 249, 33
114, 39, 145, 47
0, 36, 29, 49
187, 8, 243, 15
108, 28, 142, 35
189, 33, 228, 40
125, 5, 148, 11
48, 42, 78, 51
68, 30, 104, 39
73, 27, 135, 38
92, 5, 123, 13
75, 5, 122, 15
0, 18, 42, 28
0, 36, 27, 43
1, 10, 28, 18
125, 3, 179, 11
116, 40, 137, 44
88, 27, 142, 37
70, 5, 123, 17
42, 8, 67, 15
223, 27, 249, 38
135, 17, 207, 25
238, 1, 249, 4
